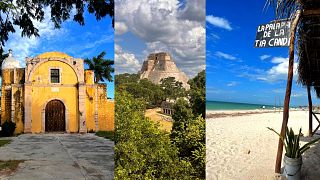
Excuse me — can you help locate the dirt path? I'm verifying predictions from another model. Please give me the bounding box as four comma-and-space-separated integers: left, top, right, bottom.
145, 108, 173, 132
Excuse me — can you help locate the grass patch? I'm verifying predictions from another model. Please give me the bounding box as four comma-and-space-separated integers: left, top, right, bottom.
0, 140, 11, 147
0, 160, 24, 176
96, 131, 114, 141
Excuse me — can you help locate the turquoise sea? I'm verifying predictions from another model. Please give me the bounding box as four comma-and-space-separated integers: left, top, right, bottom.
206, 101, 277, 110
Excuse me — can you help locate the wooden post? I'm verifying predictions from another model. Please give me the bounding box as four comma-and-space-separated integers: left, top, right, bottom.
307, 85, 313, 136
275, 10, 301, 174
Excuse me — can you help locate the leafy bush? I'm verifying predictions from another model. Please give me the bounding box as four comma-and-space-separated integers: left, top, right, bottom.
115, 91, 193, 179
115, 71, 206, 179
115, 74, 165, 108
171, 99, 206, 178
1, 121, 16, 137
188, 70, 206, 118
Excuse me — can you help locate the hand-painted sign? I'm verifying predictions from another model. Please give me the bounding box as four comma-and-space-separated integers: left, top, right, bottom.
254, 20, 291, 48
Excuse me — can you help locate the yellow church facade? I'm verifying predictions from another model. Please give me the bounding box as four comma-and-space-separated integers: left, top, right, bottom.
1, 51, 114, 134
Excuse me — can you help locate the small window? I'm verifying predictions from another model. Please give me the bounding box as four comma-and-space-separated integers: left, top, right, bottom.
50, 69, 60, 83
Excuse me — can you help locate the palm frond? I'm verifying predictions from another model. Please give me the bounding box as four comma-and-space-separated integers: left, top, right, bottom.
84, 51, 114, 83
265, 0, 300, 19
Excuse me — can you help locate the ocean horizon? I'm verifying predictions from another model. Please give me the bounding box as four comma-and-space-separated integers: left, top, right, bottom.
206, 100, 281, 110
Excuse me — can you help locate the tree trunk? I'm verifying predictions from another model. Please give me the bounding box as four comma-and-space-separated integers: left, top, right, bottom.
275, 10, 301, 174
307, 85, 313, 136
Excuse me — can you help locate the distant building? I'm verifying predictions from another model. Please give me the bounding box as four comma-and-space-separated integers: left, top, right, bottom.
139, 52, 190, 89
161, 101, 174, 116
1, 51, 114, 134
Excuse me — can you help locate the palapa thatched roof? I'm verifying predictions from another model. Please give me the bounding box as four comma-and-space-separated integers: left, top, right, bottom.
297, 1, 320, 97
267, 0, 320, 97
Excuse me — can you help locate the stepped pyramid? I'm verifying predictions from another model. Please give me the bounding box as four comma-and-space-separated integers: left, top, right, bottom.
139, 52, 190, 89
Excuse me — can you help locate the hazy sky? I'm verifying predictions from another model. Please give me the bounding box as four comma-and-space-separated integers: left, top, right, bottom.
206, 0, 320, 106
114, 0, 206, 78
4, 7, 114, 98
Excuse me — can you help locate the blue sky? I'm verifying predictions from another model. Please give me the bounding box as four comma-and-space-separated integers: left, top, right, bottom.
4, 8, 114, 98
115, 0, 205, 78
206, 0, 320, 106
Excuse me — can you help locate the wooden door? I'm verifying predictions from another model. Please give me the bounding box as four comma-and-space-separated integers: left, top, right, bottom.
45, 100, 65, 132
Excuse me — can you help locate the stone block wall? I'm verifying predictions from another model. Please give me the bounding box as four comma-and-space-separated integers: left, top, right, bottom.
139, 52, 190, 89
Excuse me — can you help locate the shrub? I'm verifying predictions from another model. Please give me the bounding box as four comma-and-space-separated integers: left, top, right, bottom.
115, 91, 193, 179
1, 121, 16, 137
171, 100, 206, 178
268, 127, 320, 158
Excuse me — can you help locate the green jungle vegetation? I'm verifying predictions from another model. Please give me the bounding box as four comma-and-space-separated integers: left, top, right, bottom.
115, 70, 205, 179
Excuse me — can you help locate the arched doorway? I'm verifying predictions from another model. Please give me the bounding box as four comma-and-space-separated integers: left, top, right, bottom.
45, 100, 65, 132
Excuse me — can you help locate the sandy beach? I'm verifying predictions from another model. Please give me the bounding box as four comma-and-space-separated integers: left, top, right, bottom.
206, 110, 320, 180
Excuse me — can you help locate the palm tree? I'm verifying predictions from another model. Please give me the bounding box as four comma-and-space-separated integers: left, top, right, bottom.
84, 51, 114, 83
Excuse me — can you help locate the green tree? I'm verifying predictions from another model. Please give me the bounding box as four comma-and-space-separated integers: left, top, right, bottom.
188, 70, 206, 118
0, 51, 9, 75
115, 74, 165, 108
115, 73, 140, 86
115, 91, 193, 179
0, 0, 114, 52
170, 99, 206, 179
160, 77, 186, 100
84, 51, 114, 83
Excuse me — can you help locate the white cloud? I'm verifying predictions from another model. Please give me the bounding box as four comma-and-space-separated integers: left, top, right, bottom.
115, 44, 141, 74
227, 81, 238, 87
214, 51, 237, 60
236, 56, 297, 83
115, 22, 128, 35
179, 0, 205, 22
5, 7, 66, 65
115, 0, 205, 77
260, 54, 271, 60
257, 57, 298, 82
206, 15, 232, 31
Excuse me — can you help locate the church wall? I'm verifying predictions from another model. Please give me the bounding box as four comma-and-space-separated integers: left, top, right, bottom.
31, 87, 79, 133
29, 61, 79, 133
84, 70, 96, 132
29, 61, 78, 85
85, 85, 97, 132
97, 84, 114, 131
104, 100, 114, 131
12, 85, 24, 134
1, 52, 114, 134
1, 69, 13, 124
1, 69, 25, 134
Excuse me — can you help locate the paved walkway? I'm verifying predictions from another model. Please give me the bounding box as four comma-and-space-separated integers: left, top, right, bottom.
0, 134, 114, 180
